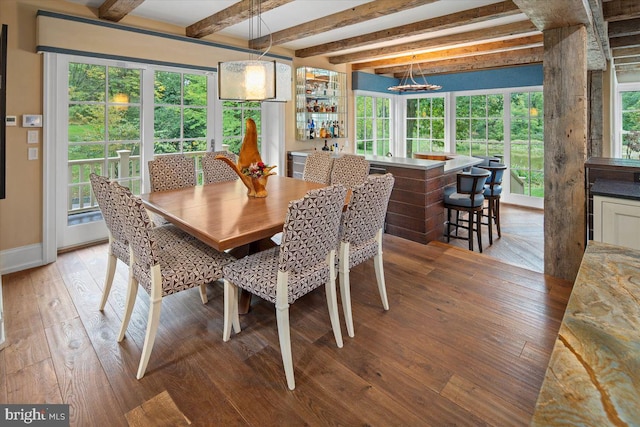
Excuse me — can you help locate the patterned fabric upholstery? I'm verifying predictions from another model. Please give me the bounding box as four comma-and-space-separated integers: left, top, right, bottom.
148, 154, 196, 192
302, 151, 334, 184
330, 154, 370, 189
222, 184, 347, 390
223, 185, 346, 304
337, 173, 395, 337
111, 180, 235, 379
339, 173, 395, 269
202, 151, 239, 184
90, 173, 130, 311
90, 174, 129, 263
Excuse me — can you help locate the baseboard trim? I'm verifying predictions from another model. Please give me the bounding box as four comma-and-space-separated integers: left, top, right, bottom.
0, 243, 46, 275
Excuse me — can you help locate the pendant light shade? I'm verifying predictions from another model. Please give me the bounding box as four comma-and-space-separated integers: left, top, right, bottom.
219, 60, 276, 101
217, 0, 291, 102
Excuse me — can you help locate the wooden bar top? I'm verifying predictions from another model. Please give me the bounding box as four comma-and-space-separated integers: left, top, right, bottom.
531, 241, 640, 425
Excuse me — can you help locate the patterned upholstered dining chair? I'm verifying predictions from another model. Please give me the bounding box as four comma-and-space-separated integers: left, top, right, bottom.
337, 173, 395, 338
148, 153, 196, 192
90, 173, 130, 311
112, 180, 235, 379
202, 150, 238, 184
330, 154, 370, 189
302, 151, 334, 184
222, 184, 347, 390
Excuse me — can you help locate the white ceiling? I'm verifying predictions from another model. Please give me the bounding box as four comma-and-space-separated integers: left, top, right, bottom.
63, 0, 530, 62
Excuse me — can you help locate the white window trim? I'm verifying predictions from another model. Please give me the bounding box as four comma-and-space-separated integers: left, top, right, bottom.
614, 82, 640, 159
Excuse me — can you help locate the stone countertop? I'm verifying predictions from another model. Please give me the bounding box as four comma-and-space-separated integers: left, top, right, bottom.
288, 150, 481, 173
530, 241, 640, 426
591, 178, 640, 201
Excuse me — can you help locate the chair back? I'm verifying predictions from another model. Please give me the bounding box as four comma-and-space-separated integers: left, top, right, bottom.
111, 180, 157, 269
330, 154, 370, 189
473, 155, 501, 166
202, 151, 239, 184
481, 163, 507, 197
457, 167, 491, 194
340, 173, 395, 247
90, 173, 128, 245
302, 151, 334, 184
278, 184, 347, 274
148, 154, 196, 192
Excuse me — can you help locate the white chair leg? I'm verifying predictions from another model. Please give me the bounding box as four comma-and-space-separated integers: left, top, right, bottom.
199, 283, 208, 304
338, 242, 354, 338
373, 253, 389, 311
117, 276, 138, 342
99, 253, 117, 311
223, 280, 241, 341
326, 277, 344, 347
136, 295, 162, 379
275, 304, 295, 390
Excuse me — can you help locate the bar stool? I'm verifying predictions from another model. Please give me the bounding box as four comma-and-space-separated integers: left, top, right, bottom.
443, 167, 491, 252
479, 163, 508, 245
473, 155, 501, 166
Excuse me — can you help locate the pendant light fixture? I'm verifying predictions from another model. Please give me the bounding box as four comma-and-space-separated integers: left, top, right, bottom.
218, 0, 291, 102
388, 58, 442, 93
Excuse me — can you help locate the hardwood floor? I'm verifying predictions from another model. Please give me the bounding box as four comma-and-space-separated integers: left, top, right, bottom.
0, 206, 570, 426
445, 203, 545, 273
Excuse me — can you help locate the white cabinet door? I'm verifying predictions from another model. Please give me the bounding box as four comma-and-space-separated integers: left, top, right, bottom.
594, 195, 640, 250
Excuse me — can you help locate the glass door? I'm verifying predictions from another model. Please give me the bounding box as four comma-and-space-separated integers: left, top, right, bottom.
57, 59, 142, 249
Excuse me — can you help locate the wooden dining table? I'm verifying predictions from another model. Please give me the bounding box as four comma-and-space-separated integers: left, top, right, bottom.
141, 175, 327, 252
140, 175, 329, 312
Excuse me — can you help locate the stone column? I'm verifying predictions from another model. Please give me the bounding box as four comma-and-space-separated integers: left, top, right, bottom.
543, 24, 588, 281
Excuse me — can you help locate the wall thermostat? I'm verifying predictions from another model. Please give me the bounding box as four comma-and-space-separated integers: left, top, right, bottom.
22, 114, 43, 127
5, 115, 16, 126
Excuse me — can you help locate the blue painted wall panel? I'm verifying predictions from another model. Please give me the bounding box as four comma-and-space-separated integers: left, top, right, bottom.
353, 64, 543, 94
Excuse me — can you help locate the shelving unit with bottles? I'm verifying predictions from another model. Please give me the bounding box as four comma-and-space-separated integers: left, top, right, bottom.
295, 67, 347, 141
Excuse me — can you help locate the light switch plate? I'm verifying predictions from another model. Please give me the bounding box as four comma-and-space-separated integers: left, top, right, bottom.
27, 130, 38, 144
28, 147, 38, 160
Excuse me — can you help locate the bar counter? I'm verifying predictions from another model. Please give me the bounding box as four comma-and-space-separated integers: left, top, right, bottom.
531, 241, 640, 425
287, 150, 481, 244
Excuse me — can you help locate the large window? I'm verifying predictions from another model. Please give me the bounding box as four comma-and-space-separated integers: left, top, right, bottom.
221, 101, 262, 154
68, 62, 142, 211
618, 86, 640, 159
510, 91, 544, 197
405, 96, 445, 157
455, 94, 504, 158
153, 71, 208, 155
355, 94, 391, 156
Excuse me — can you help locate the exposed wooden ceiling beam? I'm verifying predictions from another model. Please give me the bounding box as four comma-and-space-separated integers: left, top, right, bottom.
612, 46, 640, 58
186, 0, 294, 39
603, 0, 640, 21
249, 0, 437, 50
610, 34, 640, 49
353, 34, 543, 71
389, 47, 543, 76
513, 0, 608, 69
98, 0, 145, 22
329, 20, 537, 65
614, 56, 640, 65
295, 0, 521, 58
512, 0, 590, 28
608, 18, 640, 38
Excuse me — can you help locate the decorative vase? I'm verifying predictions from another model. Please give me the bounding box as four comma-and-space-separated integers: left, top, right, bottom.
215, 118, 276, 198
249, 175, 269, 198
